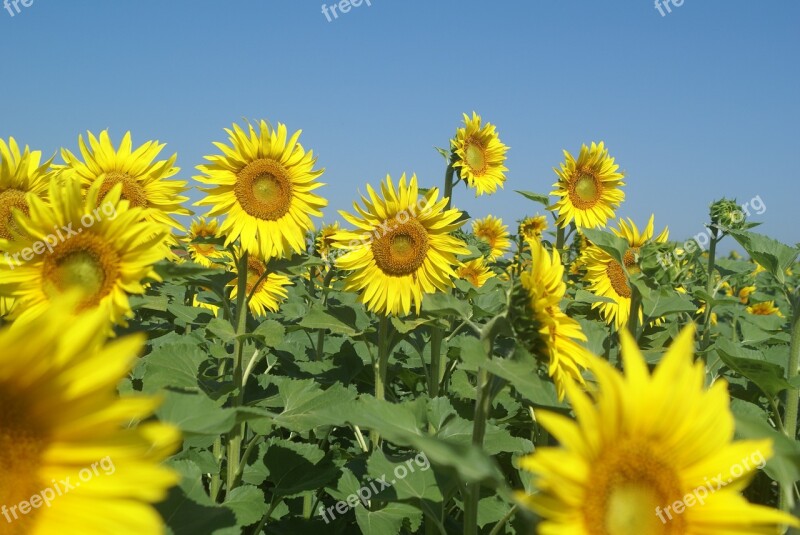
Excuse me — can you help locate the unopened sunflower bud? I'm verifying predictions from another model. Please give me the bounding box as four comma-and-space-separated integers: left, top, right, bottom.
709, 198, 746, 232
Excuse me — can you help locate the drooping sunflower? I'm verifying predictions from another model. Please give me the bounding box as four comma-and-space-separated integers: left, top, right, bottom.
61, 130, 191, 232
0, 176, 168, 327
195, 121, 327, 259
451, 112, 509, 196
550, 141, 625, 229
582, 215, 669, 330
0, 299, 180, 534
316, 221, 340, 262
185, 217, 229, 268
457, 257, 494, 288
229, 250, 292, 317
747, 301, 783, 318
472, 215, 511, 260
514, 238, 594, 400
518, 325, 799, 534
519, 215, 548, 242
1, 138, 52, 242
333, 174, 470, 316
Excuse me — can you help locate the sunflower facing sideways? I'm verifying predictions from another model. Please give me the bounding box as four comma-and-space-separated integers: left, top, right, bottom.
582, 215, 669, 330
514, 238, 593, 400
0, 176, 169, 328
550, 141, 625, 229
228, 249, 292, 317
472, 215, 512, 260
0, 298, 180, 534
61, 130, 191, 233
451, 112, 509, 196
518, 325, 799, 534
195, 120, 327, 259
457, 257, 494, 288
333, 174, 470, 316
185, 217, 229, 268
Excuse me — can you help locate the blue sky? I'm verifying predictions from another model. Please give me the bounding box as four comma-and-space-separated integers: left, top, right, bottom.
1, 0, 798, 250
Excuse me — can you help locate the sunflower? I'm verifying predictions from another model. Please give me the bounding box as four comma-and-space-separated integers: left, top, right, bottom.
61, 130, 190, 232
195, 120, 327, 259
0, 176, 168, 327
738, 285, 756, 304
0, 299, 180, 534
515, 238, 593, 400
316, 222, 340, 262
472, 215, 511, 260
518, 325, 799, 534
550, 142, 625, 229
0, 137, 52, 242
747, 301, 783, 318
582, 215, 669, 330
457, 257, 494, 288
451, 112, 509, 196
229, 251, 291, 317
519, 215, 548, 242
333, 174, 469, 316
185, 217, 229, 268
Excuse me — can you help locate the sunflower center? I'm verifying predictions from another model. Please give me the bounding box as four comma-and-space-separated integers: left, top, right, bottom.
464, 139, 487, 175
99, 171, 148, 208
0, 394, 48, 532
245, 256, 267, 294
569, 172, 602, 209
42, 233, 121, 310
585, 440, 685, 535
371, 219, 429, 276
234, 158, 293, 221
0, 189, 29, 240
606, 261, 631, 299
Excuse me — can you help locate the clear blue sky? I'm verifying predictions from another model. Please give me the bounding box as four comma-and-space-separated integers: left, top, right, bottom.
1, 0, 798, 250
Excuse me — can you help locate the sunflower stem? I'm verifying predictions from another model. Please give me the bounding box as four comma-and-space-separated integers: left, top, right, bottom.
780, 300, 800, 514
701, 230, 720, 351
555, 224, 566, 252
627, 282, 642, 342
428, 326, 444, 398
315, 267, 337, 361
370, 314, 391, 449
226, 249, 250, 495
443, 158, 456, 210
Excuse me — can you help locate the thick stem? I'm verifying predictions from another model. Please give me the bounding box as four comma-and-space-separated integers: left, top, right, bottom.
701, 232, 719, 351
314, 268, 337, 361
627, 282, 642, 341
226, 250, 250, 494
443, 160, 456, 210
555, 224, 566, 252
428, 327, 444, 398
370, 315, 391, 449
781, 307, 800, 513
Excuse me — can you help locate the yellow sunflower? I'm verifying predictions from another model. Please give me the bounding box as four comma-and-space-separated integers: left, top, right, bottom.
229, 251, 291, 317
333, 174, 469, 316
472, 215, 511, 260
550, 141, 625, 229
738, 285, 756, 304
0, 296, 13, 319
0, 299, 180, 534
457, 257, 494, 288
195, 120, 327, 259
451, 112, 509, 196
1, 138, 52, 242
519, 215, 548, 242
185, 217, 229, 268
316, 222, 340, 262
582, 215, 669, 330
61, 130, 190, 232
747, 301, 783, 318
0, 176, 168, 327
518, 325, 799, 534
517, 238, 593, 400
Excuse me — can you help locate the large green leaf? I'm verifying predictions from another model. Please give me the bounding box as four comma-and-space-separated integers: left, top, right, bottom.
728, 230, 798, 284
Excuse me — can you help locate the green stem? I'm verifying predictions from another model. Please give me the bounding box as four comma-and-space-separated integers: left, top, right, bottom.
555, 224, 566, 252
627, 282, 642, 341
314, 268, 337, 361
428, 326, 444, 398
781, 307, 800, 514
443, 159, 456, 210
226, 250, 250, 495
370, 315, 391, 449
701, 232, 719, 351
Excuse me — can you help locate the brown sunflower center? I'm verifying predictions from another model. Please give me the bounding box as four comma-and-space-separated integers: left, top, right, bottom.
42, 233, 120, 310
99, 171, 148, 208
0, 394, 48, 532
606, 261, 631, 299
464, 139, 487, 175
569, 172, 602, 209
234, 158, 293, 221
371, 219, 430, 276
585, 440, 685, 535
0, 189, 29, 240
245, 256, 267, 295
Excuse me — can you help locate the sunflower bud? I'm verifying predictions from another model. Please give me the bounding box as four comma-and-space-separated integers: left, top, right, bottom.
709, 198, 746, 232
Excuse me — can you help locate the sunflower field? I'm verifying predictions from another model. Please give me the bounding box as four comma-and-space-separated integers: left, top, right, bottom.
1, 115, 799, 535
